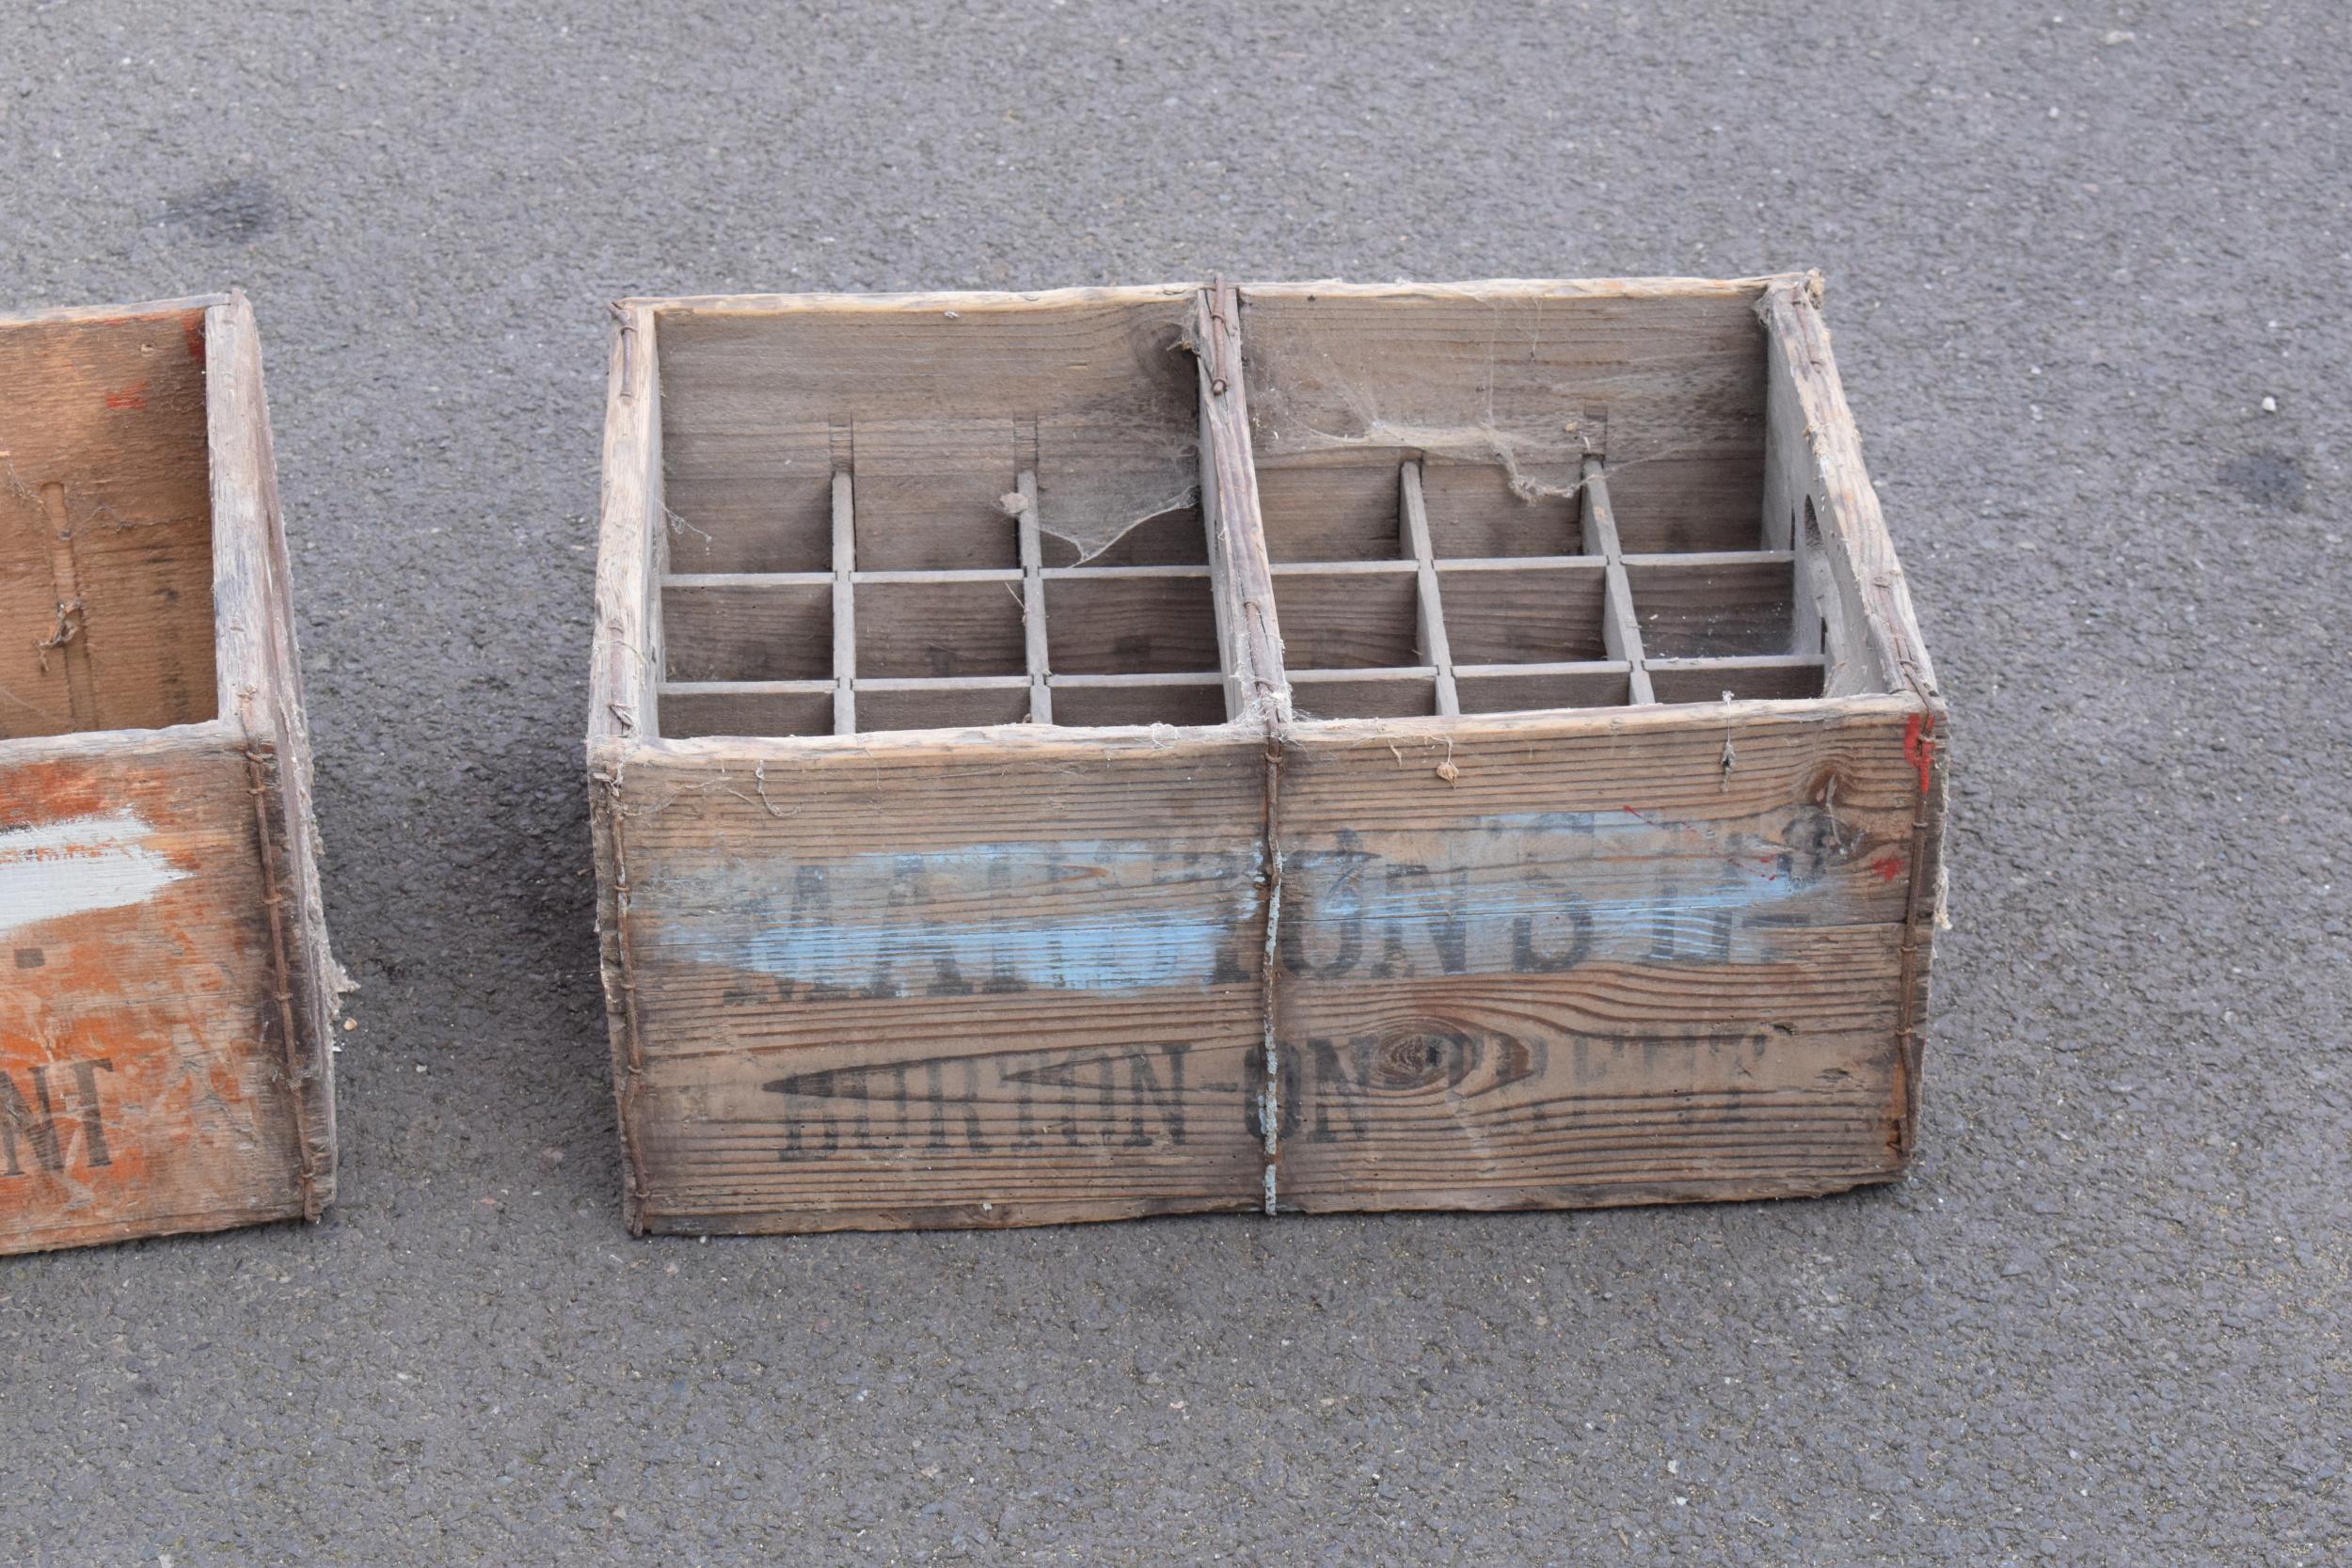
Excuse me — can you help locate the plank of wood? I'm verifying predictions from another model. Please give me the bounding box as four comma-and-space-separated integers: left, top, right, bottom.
0, 728, 314, 1253
1194, 282, 1286, 725
0, 301, 218, 738
1397, 461, 1459, 715
852, 682, 1030, 733
1580, 457, 1656, 704
608, 729, 1270, 1230
591, 303, 660, 743
1014, 469, 1050, 721
854, 578, 1026, 680
1418, 454, 1582, 558
1269, 701, 1925, 1210
202, 293, 338, 1214
1045, 677, 1229, 729
1287, 669, 1438, 720
830, 471, 856, 734
1253, 449, 1414, 562
844, 420, 1018, 570
660, 682, 834, 740
1754, 279, 1947, 1148
1756, 279, 1939, 697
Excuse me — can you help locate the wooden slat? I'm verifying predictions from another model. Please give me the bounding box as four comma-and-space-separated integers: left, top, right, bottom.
1194, 282, 1286, 723
1397, 462, 1458, 714
1268, 559, 1419, 577
1580, 456, 1655, 705
830, 471, 856, 734
1424, 554, 1598, 573
853, 578, 1025, 680
663, 571, 832, 588
202, 293, 338, 1214
1040, 563, 1208, 580
592, 304, 660, 742
1454, 664, 1632, 714
1014, 469, 1050, 722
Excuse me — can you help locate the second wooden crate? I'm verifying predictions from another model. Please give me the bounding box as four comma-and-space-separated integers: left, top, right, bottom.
588, 275, 1946, 1233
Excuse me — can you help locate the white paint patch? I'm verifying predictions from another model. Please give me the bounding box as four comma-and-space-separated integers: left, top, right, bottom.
0, 809, 189, 937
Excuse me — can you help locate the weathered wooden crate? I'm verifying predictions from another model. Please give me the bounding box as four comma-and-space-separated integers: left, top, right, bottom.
2, 293, 338, 1254
588, 275, 1946, 1234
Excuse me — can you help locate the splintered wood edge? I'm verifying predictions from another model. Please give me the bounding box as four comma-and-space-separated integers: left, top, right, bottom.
590, 303, 660, 745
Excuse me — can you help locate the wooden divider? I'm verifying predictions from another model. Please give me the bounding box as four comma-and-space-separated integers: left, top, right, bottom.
644, 286, 1846, 737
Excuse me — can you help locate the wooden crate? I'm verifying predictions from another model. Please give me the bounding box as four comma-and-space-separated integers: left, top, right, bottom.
2, 293, 339, 1254
588, 275, 1946, 1234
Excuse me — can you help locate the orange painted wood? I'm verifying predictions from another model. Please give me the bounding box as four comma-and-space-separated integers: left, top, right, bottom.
0, 293, 339, 1254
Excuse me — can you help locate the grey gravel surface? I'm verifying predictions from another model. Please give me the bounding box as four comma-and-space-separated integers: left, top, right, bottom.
4, 3, 2348, 1563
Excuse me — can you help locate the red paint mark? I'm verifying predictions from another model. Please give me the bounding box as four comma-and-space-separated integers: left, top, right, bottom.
1903, 713, 1936, 794
1870, 853, 1907, 883
103, 379, 150, 410
182, 310, 207, 361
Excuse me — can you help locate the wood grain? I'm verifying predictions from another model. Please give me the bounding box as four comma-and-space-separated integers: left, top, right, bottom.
1, 301, 219, 738
1272, 705, 1925, 1209
608, 731, 1270, 1228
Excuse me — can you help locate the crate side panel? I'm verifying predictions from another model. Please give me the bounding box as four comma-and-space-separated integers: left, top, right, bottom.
206, 295, 339, 1205
1271, 705, 1925, 1210
0, 733, 309, 1253
0, 306, 218, 738
612, 736, 1269, 1229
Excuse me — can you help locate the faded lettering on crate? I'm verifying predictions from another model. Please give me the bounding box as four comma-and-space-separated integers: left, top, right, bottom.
0, 743, 310, 1252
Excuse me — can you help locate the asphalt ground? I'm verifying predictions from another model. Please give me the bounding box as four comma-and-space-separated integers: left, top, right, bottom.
2, 3, 2347, 1562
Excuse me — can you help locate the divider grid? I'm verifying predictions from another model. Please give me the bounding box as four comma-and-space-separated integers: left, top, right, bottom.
656, 450, 1232, 735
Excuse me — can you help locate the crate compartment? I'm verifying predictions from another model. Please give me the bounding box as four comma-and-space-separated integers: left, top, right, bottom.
1626, 554, 1800, 658
649, 290, 1232, 736
1043, 570, 1219, 675
660, 577, 831, 681
1, 293, 339, 1255
592, 276, 1947, 1235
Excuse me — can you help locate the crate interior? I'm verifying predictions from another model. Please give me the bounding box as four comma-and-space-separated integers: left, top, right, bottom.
1239, 288, 1831, 721
0, 308, 219, 740
651, 293, 1231, 738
